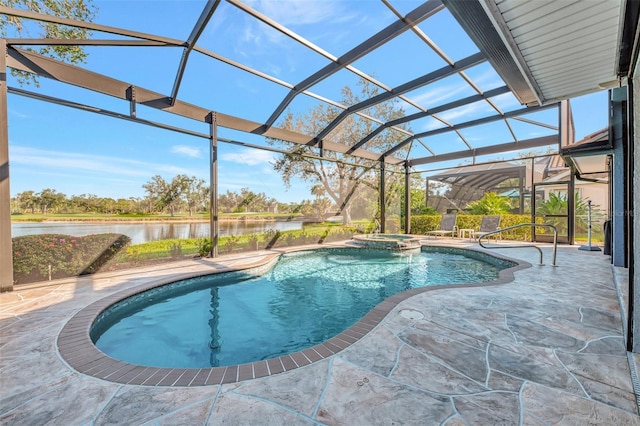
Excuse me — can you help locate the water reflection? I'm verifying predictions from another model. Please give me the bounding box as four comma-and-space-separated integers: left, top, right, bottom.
11, 220, 304, 245
209, 287, 221, 367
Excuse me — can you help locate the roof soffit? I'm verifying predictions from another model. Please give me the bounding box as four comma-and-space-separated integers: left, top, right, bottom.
444, 0, 626, 105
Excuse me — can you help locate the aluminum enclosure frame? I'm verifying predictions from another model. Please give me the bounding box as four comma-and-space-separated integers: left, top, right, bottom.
0, 1, 569, 292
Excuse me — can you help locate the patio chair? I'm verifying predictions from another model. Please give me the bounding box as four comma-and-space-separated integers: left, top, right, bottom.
426, 214, 458, 238
470, 215, 501, 240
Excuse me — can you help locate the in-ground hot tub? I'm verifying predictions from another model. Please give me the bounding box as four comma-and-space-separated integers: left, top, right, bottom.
351, 233, 421, 250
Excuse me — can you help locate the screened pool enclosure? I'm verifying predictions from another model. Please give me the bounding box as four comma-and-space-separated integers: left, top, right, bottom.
1, 0, 632, 293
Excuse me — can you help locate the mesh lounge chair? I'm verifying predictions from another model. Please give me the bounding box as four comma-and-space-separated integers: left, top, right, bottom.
470, 215, 501, 240
426, 214, 457, 238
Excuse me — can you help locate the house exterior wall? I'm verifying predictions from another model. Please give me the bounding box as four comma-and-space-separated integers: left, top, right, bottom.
578, 184, 609, 215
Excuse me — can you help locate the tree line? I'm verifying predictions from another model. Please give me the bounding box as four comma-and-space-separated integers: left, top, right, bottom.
10, 174, 338, 217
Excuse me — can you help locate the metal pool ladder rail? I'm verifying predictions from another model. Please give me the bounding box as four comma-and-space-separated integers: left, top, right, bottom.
477, 223, 558, 266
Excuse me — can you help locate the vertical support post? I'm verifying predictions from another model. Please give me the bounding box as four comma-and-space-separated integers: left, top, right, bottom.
611, 87, 628, 267
404, 163, 411, 234
624, 81, 634, 268
518, 168, 524, 214
530, 157, 536, 242
0, 40, 13, 292
587, 200, 593, 246
425, 178, 430, 210
379, 159, 386, 234
568, 169, 575, 244
630, 75, 639, 353
208, 112, 218, 258
559, 99, 575, 148
126, 86, 136, 118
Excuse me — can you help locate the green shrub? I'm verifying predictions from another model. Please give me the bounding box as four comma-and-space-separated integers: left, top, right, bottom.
410, 214, 534, 241
466, 192, 512, 214
12, 233, 131, 284
223, 235, 241, 252
197, 238, 212, 257
122, 238, 200, 261
497, 214, 536, 240
409, 215, 443, 234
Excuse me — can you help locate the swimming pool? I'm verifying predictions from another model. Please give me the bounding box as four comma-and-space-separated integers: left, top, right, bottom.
89, 247, 516, 370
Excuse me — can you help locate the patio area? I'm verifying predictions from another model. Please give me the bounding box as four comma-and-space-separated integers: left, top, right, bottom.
1, 239, 639, 425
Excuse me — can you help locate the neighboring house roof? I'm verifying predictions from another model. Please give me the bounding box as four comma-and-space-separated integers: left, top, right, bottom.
561, 128, 610, 154
560, 128, 611, 178
541, 169, 571, 183
546, 155, 568, 172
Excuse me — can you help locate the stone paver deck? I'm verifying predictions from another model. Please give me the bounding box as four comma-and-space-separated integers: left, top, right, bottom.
1, 240, 639, 425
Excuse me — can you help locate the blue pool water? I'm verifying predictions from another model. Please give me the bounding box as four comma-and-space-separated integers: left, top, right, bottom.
91, 247, 513, 368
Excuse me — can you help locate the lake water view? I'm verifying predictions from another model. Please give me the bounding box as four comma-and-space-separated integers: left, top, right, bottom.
11, 220, 305, 245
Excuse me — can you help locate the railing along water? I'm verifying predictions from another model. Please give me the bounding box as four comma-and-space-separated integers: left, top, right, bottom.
477, 223, 558, 266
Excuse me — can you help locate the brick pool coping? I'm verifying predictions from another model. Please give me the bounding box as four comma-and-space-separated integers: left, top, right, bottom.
57, 245, 531, 387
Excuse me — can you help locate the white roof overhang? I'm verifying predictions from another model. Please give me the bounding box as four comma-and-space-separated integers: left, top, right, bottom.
444, 0, 637, 106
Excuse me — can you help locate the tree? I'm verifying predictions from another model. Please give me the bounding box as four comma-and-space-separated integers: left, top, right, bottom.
143, 174, 208, 216
1, 0, 98, 86
218, 190, 239, 213
36, 188, 64, 214
114, 197, 141, 215
165, 175, 188, 216
407, 187, 437, 215
270, 79, 409, 225
467, 192, 512, 215
142, 175, 166, 214
182, 175, 207, 216
143, 175, 184, 216
236, 187, 264, 212
310, 184, 332, 218
15, 190, 37, 213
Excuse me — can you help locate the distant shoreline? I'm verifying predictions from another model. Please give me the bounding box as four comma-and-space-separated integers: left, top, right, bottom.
10, 216, 312, 224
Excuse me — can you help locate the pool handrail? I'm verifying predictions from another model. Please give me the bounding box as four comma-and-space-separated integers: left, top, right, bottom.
477, 223, 558, 266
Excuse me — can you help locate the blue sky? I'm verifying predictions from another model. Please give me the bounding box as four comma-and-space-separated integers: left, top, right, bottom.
5, 0, 609, 203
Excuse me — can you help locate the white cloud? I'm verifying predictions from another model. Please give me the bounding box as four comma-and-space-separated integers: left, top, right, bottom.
221, 148, 275, 166
9, 109, 28, 119
490, 92, 521, 110
171, 145, 201, 158
409, 82, 471, 107
236, 0, 358, 55
416, 101, 495, 133
245, 0, 348, 27
9, 146, 191, 177
439, 102, 494, 123
472, 67, 504, 87
420, 120, 447, 132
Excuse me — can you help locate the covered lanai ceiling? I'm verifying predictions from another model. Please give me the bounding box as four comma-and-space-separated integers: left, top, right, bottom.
1, 0, 635, 171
